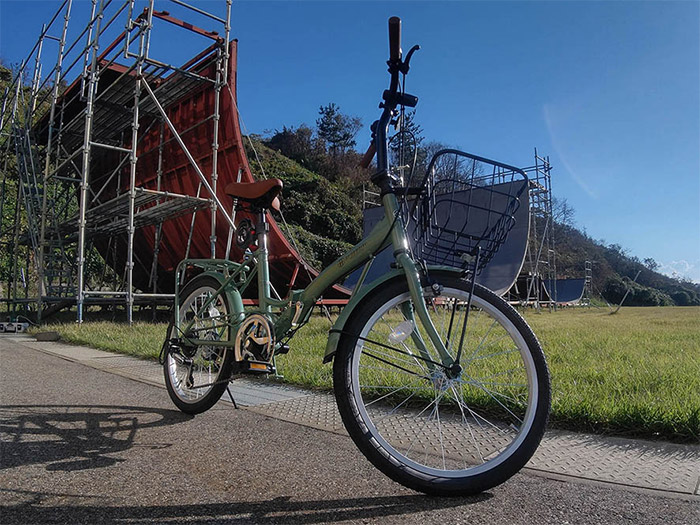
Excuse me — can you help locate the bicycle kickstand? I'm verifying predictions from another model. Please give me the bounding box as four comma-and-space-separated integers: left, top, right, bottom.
226, 385, 239, 409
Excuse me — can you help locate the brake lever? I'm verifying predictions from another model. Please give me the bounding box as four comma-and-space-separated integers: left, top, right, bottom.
400, 45, 421, 74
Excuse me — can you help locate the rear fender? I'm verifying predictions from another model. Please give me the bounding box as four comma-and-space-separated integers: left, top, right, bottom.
195, 271, 246, 328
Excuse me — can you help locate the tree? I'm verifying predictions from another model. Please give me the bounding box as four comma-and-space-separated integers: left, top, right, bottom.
552, 197, 576, 227
0, 65, 11, 83
643, 257, 659, 271
671, 290, 692, 306
390, 110, 424, 154
316, 103, 362, 155
265, 125, 320, 167
607, 243, 628, 257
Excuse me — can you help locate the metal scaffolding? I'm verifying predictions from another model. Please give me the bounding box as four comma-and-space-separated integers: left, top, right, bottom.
582, 259, 593, 307
0, 0, 233, 323
506, 149, 558, 308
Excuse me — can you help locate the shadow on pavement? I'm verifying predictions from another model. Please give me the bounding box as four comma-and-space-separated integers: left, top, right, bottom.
0, 404, 191, 471
0, 492, 492, 524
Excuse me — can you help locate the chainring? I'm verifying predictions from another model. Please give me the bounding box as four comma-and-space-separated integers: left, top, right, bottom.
234, 314, 275, 363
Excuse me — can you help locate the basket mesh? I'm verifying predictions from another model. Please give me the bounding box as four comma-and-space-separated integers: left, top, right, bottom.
411, 150, 528, 274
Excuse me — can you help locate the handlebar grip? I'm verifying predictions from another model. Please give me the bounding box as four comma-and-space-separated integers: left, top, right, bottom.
360, 143, 377, 169
388, 16, 401, 61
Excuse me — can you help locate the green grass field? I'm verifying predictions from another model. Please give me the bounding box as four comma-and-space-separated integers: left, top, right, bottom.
36, 306, 700, 442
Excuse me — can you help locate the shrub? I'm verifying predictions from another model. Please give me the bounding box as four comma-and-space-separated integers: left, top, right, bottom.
603, 276, 674, 306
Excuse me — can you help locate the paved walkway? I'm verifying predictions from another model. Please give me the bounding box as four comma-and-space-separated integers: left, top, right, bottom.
4, 333, 699, 498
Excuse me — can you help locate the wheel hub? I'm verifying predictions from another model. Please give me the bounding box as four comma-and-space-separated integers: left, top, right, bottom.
432, 370, 459, 392
446, 362, 462, 379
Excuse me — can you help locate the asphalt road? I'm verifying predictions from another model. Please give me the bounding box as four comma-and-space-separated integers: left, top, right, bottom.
0, 338, 697, 524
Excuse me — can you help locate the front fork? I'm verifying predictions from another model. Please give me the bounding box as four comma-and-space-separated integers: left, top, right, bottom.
382, 193, 456, 373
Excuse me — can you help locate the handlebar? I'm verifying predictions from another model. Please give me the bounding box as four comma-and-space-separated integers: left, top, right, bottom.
359, 17, 403, 170
359, 16, 419, 183
388, 16, 402, 62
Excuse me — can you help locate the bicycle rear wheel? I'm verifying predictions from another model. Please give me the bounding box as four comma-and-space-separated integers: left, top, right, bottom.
333, 272, 550, 496
163, 275, 235, 415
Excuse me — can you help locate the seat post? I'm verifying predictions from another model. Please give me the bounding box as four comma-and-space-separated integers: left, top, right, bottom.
256, 207, 272, 312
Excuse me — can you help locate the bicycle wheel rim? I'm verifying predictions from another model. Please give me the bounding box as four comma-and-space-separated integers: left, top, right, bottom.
166, 285, 229, 403
349, 286, 540, 478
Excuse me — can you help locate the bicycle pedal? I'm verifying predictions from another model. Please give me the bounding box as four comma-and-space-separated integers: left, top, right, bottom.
241, 360, 275, 375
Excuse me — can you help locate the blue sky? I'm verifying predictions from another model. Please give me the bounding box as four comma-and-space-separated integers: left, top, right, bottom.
1, 0, 699, 282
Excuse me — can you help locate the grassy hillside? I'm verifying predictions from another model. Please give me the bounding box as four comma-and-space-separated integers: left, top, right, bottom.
554, 223, 700, 306
243, 138, 362, 269
244, 138, 363, 244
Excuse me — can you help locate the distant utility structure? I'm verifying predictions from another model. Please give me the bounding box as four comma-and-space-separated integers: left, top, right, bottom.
582, 260, 593, 307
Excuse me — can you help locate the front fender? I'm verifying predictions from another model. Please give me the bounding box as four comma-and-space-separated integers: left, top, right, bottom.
322, 265, 464, 363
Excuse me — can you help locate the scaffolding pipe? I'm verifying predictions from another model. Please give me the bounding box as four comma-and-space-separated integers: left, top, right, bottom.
77, 0, 104, 323
169, 0, 227, 24
80, 0, 100, 99
185, 182, 202, 260
38, 3, 73, 321
209, 44, 223, 257
125, 2, 154, 325
4, 64, 24, 316
29, 25, 47, 117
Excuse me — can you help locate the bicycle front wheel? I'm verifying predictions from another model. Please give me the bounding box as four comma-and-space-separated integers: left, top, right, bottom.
163, 275, 235, 415
333, 272, 550, 496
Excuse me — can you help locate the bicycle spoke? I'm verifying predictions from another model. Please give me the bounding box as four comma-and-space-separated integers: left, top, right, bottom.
364, 384, 420, 408
361, 350, 433, 381
363, 335, 434, 372
459, 374, 524, 426
449, 384, 485, 465
462, 318, 498, 363
456, 380, 510, 435
435, 395, 446, 470
470, 347, 520, 362
358, 362, 431, 381
404, 389, 448, 458
370, 391, 419, 425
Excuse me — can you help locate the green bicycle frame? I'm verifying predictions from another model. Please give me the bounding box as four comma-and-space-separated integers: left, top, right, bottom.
173, 191, 455, 369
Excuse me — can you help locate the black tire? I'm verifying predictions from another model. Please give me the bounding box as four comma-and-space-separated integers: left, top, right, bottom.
163, 275, 235, 415
333, 272, 550, 496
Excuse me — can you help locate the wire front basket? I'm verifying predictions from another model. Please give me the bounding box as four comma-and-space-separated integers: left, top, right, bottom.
411, 149, 528, 274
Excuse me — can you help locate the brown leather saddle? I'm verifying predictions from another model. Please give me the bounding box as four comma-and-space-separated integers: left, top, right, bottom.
224, 178, 283, 211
